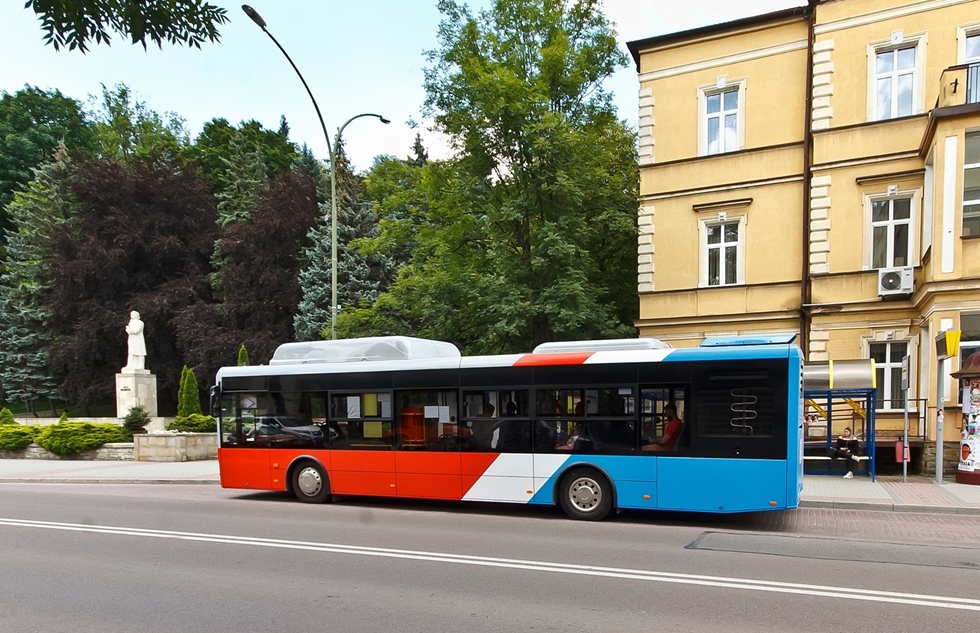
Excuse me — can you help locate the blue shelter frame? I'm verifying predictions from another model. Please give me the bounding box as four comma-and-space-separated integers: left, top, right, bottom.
803, 388, 877, 481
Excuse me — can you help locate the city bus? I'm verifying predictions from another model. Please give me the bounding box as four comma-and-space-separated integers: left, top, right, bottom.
211, 334, 803, 520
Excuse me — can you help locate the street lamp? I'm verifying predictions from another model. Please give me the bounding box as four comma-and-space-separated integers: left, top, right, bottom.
242, 5, 389, 340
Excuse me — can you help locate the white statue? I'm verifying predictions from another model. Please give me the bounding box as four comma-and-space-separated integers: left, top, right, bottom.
124, 311, 147, 372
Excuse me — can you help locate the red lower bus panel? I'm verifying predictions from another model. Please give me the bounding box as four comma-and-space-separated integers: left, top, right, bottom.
218, 448, 273, 490
395, 452, 462, 500
329, 450, 396, 496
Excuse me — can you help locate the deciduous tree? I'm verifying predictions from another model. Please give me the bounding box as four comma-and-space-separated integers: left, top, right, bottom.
46, 156, 217, 413
26, 0, 229, 52
346, 0, 638, 352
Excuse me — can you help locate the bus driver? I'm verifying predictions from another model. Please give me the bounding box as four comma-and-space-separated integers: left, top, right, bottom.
642, 404, 682, 452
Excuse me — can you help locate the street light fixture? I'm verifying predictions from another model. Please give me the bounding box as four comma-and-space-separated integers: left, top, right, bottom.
242, 5, 389, 340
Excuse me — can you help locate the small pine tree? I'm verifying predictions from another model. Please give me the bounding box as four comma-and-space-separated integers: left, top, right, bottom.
237, 344, 250, 366
180, 367, 202, 417
0, 407, 16, 425
58, 411, 68, 424
122, 405, 149, 437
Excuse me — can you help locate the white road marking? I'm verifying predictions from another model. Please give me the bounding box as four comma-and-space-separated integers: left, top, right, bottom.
2, 517, 979, 611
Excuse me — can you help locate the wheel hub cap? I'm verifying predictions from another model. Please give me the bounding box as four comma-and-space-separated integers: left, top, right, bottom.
297, 467, 322, 496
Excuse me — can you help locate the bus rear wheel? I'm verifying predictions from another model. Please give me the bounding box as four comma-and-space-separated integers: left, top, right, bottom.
559, 468, 612, 521
292, 460, 331, 504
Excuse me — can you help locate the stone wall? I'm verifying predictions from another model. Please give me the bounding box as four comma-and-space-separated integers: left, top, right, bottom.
921, 443, 960, 478
0, 442, 134, 460
132, 433, 218, 462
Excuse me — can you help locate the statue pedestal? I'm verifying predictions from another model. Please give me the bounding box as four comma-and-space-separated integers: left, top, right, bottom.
116, 370, 158, 418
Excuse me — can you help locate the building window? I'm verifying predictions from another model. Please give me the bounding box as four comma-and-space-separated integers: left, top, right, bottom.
874, 44, 916, 120
870, 341, 908, 410
965, 132, 980, 236
968, 33, 980, 61
706, 89, 738, 154
698, 80, 744, 156
871, 197, 912, 268
960, 314, 980, 380
700, 217, 743, 287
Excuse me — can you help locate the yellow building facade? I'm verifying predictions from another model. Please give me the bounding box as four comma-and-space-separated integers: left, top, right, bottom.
629, 0, 980, 470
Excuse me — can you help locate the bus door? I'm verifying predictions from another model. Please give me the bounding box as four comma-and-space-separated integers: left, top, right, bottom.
217, 392, 274, 490
393, 390, 462, 500
460, 389, 535, 503
327, 391, 396, 496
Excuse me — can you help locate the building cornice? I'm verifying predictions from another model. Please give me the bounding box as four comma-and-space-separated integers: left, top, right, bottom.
814, 0, 975, 36
641, 175, 803, 202
637, 39, 808, 82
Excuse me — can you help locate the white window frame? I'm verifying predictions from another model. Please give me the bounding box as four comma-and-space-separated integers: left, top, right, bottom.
964, 130, 980, 237
868, 339, 910, 411
698, 214, 745, 288
867, 32, 926, 122
697, 78, 745, 156
956, 23, 980, 64
863, 189, 920, 270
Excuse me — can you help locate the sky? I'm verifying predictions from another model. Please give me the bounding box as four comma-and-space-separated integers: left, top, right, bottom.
0, 0, 805, 172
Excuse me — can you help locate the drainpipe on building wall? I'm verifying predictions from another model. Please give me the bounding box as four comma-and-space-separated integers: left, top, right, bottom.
800, 0, 818, 359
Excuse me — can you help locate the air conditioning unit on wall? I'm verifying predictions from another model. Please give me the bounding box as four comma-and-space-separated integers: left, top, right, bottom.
878, 266, 914, 297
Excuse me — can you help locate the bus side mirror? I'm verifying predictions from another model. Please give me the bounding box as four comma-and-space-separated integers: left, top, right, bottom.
209, 386, 220, 417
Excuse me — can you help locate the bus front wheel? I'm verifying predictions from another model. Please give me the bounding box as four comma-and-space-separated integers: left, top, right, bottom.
292, 460, 331, 504
559, 468, 612, 521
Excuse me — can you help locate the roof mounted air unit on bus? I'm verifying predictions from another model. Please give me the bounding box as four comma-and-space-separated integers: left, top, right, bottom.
270, 336, 460, 365
532, 338, 671, 354
700, 333, 798, 347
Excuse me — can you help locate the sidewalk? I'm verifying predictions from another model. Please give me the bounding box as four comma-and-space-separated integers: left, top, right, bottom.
800, 473, 980, 514
0, 458, 219, 485
1, 459, 979, 514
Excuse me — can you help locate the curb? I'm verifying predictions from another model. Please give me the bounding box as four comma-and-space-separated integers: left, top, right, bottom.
0, 478, 220, 485
799, 499, 980, 515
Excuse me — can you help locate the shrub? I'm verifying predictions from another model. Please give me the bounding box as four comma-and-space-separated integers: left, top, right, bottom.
237, 344, 249, 366
58, 411, 69, 423
123, 405, 150, 437
0, 425, 37, 452
0, 407, 16, 425
166, 413, 217, 433
34, 422, 128, 456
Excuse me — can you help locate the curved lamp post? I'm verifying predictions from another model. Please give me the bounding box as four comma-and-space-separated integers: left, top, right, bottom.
242, 5, 389, 339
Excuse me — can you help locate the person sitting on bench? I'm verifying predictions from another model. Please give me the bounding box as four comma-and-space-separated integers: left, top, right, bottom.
833, 427, 861, 479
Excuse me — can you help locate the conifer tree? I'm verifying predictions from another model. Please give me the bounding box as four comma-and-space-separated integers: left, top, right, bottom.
178, 366, 201, 417
236, 344, 249, 366
294, 143, 386, 341
176, 365, 189, 416
0, 151, 73, 415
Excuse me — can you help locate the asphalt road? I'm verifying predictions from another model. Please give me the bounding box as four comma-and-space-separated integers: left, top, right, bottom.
1, 483, 979, 633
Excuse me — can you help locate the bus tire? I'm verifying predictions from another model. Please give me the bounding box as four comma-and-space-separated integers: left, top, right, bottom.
559, 468, 612, 521
292, 460, 331, 504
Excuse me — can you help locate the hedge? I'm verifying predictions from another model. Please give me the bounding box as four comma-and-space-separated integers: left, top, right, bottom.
34, 422, 129, 456
0, 425, 38, 452
166, 414, 217, 433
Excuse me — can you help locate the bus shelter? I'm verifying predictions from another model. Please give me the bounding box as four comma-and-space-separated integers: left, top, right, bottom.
803, 360, 877, 481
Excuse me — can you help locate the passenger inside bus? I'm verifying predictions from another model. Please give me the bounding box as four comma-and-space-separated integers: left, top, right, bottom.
642, 404, 683, 452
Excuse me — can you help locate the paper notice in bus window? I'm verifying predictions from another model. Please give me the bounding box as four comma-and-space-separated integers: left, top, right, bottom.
424, 405, 439, 419
363, 393, 378, 416
378, 393, 391, 418
439, 406, 450, 422
363, 420, 383, 438
347, 396, 361, 419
